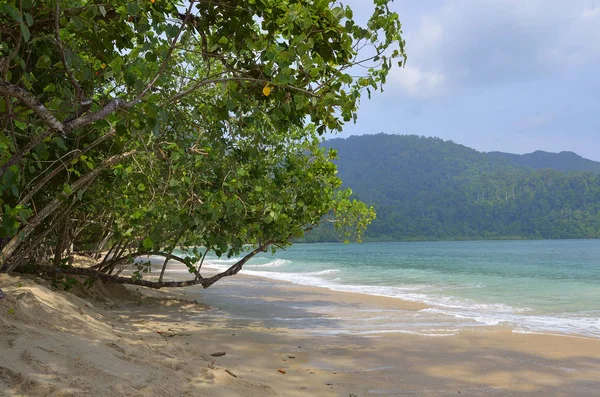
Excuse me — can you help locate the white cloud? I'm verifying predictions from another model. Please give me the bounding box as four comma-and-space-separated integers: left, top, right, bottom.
389, 0, 600, 98
582, 6, 600, 20
390, 66, 445, 98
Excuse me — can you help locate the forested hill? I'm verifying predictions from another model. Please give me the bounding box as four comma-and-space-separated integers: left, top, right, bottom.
487, 150, 600, 173
302, 134, 600, 242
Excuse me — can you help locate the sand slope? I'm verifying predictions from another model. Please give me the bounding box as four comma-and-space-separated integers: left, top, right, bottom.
3, 272, 600, 397
0, 275, 281, 397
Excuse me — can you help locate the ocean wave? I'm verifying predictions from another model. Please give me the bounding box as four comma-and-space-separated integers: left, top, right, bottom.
421, 307, 600, 337
227, 267, 600, 337
305, 269, 340, 275
205, 257, 240, 265
198, 253, 600, 339
307, 328, 459, 337
245, 259, 291, 268
239, 268, 341, 286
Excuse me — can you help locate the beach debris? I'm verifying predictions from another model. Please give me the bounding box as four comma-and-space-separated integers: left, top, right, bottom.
210, 351, 226, 357
156, 330, 168, 341
278, 369, 286, 374
288, 355, 296, 359
0, 288, 4, 300
310, 371, 316, 375
208, 361, 216, 369
155, 329, 191, 338
225, 369, 237, 378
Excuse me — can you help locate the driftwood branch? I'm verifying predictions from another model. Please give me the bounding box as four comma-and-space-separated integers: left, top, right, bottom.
51, 266, 205, 289
200, 244, 269, 288
38, 243, 270, 289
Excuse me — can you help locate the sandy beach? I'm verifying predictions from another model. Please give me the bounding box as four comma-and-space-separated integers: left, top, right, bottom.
1, 269, 600, 396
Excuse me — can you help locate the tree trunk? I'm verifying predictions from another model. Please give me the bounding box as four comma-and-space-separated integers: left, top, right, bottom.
1, 150, 136, 271
53, 214, 71, 267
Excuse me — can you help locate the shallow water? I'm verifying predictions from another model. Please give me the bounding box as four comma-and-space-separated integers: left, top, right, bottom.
196, 240, 600, 338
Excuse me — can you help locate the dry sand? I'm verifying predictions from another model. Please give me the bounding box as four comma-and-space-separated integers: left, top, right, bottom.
1, 272, 600, 396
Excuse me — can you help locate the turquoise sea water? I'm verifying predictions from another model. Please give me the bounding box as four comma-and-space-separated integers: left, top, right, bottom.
203, 240, 600, 338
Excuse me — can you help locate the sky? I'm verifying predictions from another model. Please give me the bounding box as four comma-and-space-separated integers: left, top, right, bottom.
335, 0, 600, 160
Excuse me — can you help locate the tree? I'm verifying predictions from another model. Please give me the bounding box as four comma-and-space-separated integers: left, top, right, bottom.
0, 0, 404, 287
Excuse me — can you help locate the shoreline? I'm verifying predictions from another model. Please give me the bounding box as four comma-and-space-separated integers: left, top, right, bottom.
2, 270, 600, 396
202, 264, 599, 341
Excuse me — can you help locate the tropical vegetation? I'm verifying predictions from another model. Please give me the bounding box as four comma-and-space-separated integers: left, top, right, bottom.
302, 135, 600, 242
0, 0, 405, 287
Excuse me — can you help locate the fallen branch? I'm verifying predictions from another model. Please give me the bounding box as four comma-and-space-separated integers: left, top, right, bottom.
37, 242, 271, 289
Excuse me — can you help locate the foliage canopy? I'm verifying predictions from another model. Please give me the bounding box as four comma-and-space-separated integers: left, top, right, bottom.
0, 0, 405, 287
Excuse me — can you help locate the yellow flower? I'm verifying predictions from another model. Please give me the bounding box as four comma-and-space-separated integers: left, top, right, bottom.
100, 63, 106, 69
262, 85, 271, 97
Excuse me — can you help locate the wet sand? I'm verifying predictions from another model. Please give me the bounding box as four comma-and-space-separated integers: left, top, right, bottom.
190, 272, 600, 396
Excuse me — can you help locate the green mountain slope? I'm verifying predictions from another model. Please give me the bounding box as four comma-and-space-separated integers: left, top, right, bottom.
487, 150, 600, 173
303, 134, 600, 242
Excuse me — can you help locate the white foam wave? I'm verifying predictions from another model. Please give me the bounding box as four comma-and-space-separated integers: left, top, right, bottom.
305, 269, 340, 275
196, 255, 600, 339
246, 259, 291, 268
308, 328, 458, 337
238, 268, 341, 287
205, 257, 239, 265
421, 307, 600, 337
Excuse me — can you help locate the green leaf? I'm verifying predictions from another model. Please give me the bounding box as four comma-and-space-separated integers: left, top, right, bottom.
144, 52, 157, 62
137, 183, 146, 191
132, 210, 143, 219
142, 237, 153, 250
52, 137, 67, 150
13, 120, 27, 130
19, 22, 30, 42
116, 123, 128, 136
332, 7, 345, 20
2, 4, 22, 22
24, 12, 33, 27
